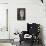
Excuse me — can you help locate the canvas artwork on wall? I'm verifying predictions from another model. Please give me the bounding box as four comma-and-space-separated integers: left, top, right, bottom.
17, 8, 25, 20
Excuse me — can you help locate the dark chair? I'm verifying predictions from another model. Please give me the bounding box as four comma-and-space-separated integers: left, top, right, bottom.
19, 23, 40, 45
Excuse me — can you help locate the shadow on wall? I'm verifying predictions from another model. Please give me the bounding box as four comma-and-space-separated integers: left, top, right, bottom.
40, 25, 45, 46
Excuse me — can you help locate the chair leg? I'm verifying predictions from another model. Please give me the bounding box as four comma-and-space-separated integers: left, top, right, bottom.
30, 40, 34, 46
30, 42, 34, 46
20, 41, 21, 45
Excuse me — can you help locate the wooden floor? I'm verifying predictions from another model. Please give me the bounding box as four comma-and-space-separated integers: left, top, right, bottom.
0, 39, 14, 43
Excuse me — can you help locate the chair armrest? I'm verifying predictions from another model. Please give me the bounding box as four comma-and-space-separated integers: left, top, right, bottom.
19, 34, 24, 41
22, 31, 28, 35
19, 31, 27, 41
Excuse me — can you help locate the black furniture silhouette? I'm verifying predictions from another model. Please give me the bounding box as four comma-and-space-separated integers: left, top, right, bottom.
19, 23, 40, 46
41, 0, 43, 3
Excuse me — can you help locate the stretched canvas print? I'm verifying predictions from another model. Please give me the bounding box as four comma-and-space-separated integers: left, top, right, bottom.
17, 8, 25, 20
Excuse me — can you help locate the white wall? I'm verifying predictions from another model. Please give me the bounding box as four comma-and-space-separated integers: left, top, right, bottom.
0, 0, 8, 39
0, 4, 9, 39
0, 0, 13, 46
0, 0, 8, 3
9, 0, 44, 36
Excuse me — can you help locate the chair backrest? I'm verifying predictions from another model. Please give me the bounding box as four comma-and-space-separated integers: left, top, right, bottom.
27, 23, 40, 35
